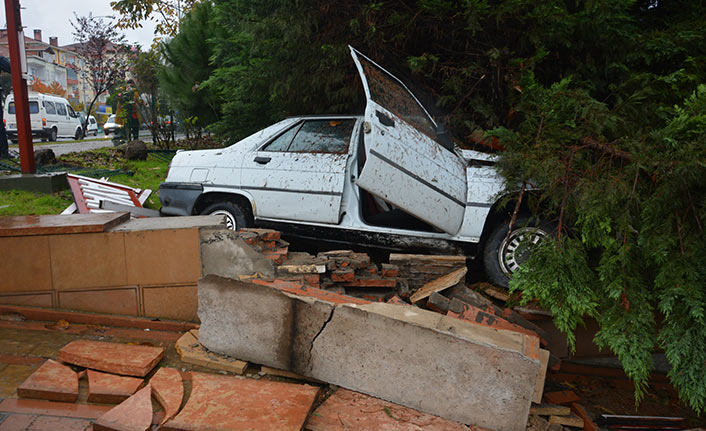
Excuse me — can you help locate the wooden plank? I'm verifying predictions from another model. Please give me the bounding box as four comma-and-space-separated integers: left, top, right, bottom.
532, 349, 551, 403
549, 413, 584, 428
544, 390, 580, 405
409, 267, 467, 303
175, 330, 247, 375
278, 264, 327, 274
0, 212, 129, 237
571, 403, 599, 431
530, 404, 572, 417
388, 253, 467, 265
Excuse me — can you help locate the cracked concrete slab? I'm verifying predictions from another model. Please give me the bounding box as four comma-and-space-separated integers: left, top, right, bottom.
198, 275, 540, 431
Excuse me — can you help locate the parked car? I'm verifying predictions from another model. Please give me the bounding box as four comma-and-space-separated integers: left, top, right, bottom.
103, 114, 121, 135
86, 115, 98, 136
159, 47, 552, 286
4, 92, 83, 141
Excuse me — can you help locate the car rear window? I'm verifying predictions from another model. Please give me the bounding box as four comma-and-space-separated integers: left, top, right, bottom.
8, 101, 39, 114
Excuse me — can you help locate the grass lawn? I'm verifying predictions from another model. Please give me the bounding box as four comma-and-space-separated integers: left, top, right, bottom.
0, 147, 170, 216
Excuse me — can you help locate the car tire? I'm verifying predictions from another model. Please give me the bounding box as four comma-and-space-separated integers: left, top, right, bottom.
49, 128, 57, 142
75, 128, 83, 140
201, 201, 250, 231
482, 216, 556, 288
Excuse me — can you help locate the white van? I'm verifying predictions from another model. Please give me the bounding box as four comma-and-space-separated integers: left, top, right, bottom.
4, 92, 84, 142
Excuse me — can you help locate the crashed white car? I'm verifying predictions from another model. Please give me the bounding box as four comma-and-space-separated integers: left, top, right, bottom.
159, 47, 551, 286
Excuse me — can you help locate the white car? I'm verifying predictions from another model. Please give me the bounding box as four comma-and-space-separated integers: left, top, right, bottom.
5, 92, 83, 141
159, 47, 551, 286
103, 114, 121, 135
86, 115, 98, 136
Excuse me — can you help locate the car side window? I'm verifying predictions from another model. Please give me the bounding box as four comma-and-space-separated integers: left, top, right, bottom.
263, 124, 301, 152
287, 120, 354, 153
67, 105, 77, 118
44, 101, 56, 115
56, 103, 67, 116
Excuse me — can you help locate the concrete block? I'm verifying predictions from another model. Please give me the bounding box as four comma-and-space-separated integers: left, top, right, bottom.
198, 277, 295, 369
198, 275, 540, 431
199, 228, 275, 279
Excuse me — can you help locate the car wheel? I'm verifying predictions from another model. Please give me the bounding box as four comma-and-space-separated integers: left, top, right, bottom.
201, 201, 250, 231
50, 128, 57, 142
75, 128, 83, 140
482, 216, 556, 288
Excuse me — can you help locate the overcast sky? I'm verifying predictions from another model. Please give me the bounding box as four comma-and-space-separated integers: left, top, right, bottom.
0, 0, 158, 48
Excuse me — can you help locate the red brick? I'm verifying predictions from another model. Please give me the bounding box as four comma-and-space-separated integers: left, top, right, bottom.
360, 266, 378, 275
58, 341, 164, 377
447, 302, 541, 344
17, 360, 78, 403
251, 279, 369, 305
342, 278, 397, 288
240, 228, 280, 241
26, 416, 90, 431
93, 385, 152, 431
87, 370, 144, 404
330, 269, 355, 283
385, 295, 407, 305
0, 414, 36, 431
303, 274, 320, 286
149, 368, 183, 425
306, 388, 472, 431
543, 390, 580, 405
381, 264, 399, 278
161, 372, 318, 431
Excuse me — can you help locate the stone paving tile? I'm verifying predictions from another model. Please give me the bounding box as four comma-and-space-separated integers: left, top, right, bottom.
58, 341, 164, 377
0, 399, 111, 420
0, 365, 38, 399
17, 360, 78, 402
0, 414, 36, 431
305, 388, 472, 431
86, 370, 143, 404
162, 372, 319, 431
149, 368, 182, 424
27, 416, 91, 431
92, 385, 152, 431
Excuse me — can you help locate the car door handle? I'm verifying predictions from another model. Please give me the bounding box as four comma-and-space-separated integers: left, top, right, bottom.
254, 156, 271, 165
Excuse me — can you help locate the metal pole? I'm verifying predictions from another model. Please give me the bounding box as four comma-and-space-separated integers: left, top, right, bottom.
4, 0, 34, 173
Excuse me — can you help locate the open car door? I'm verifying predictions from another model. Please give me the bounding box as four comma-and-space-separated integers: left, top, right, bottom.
350, 46, 468, 235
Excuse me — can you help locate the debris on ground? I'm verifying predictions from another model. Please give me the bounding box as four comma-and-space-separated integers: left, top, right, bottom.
175, 329, 247, 375
0, 226, 702, 431
62, 173, 152, 216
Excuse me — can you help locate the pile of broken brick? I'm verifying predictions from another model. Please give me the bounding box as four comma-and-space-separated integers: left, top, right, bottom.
8, 227, 696, 431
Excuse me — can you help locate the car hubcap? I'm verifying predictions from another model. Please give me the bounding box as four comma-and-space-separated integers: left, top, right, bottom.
209, 210, 236, 230
498, 226, 548, 276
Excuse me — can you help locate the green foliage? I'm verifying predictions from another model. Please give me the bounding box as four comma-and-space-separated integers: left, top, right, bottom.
159, 1, 222, 131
